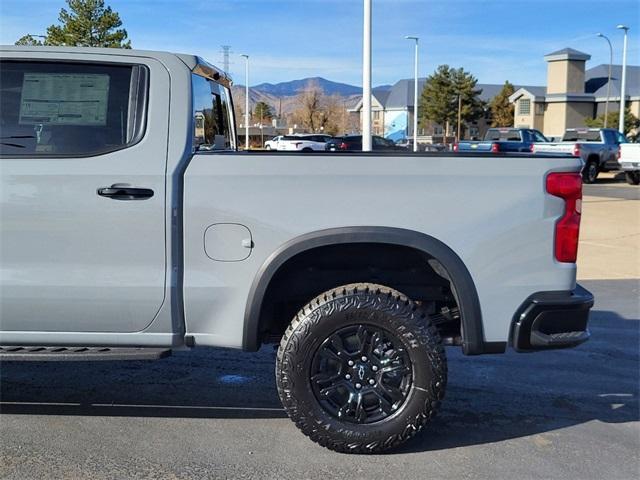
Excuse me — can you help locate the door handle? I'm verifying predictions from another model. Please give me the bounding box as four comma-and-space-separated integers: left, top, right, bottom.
97, 185, 154, 200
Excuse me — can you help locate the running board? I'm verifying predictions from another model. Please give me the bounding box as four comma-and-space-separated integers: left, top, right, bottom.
0, 346, 172, 361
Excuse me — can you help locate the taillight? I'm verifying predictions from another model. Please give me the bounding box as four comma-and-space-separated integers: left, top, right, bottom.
546, 172, 582, 263
453, 143, 459, 152
529, 143, 535, 153
617, 147, 621, 160
339, 142, 348, 150
572, 143, 580, 157
491, 142, 500, 153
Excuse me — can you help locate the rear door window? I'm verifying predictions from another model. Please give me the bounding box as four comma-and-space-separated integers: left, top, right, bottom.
563, 130, 601, 142
485, 129, 522, 141
192, 73, 235, 151
484, 129, 503, 141
0, 60, 147, 156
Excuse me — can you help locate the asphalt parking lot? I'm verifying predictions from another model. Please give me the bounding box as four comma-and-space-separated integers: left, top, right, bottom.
1, 176, 638, 480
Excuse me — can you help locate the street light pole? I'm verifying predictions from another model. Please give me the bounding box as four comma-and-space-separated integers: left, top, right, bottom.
596, 33, 613, 128
362, 0, 372, 151
457, 94, 462, 143
617, 25, 629, 134
240, 54, 250, 150
405, 36, 419, 152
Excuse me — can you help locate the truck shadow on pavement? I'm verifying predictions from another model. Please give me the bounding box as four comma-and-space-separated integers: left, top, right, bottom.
594, 172, 627, 184
1, 309, 638, 453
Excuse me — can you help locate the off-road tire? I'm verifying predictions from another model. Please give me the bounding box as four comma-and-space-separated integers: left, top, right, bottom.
582, 160, 599, 184
276, 283, 447, 454
625, 171, 640, 185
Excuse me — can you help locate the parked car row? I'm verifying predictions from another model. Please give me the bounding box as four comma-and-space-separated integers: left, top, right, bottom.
325, 135, 408, 152
454, 127, 633, 184
265, 128, 636, 185
264, 134, 409, 152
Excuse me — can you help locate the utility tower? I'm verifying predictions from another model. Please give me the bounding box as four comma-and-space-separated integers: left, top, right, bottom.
220, 45, 232, 73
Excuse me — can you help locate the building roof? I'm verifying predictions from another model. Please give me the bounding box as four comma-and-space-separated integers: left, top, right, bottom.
585, 64, 640, 99
372, 87, 390, 106
354, 59, 639, 113
544, 48, 591, 62
379, 79, 545, 109
509, 86, 547, 103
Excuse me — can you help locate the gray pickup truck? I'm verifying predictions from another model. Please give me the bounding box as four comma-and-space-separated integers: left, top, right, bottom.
533, 128, 626, 183
0, 46, 593, 453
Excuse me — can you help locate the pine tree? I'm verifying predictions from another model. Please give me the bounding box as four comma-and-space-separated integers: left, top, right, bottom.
16, 0, 131, 48
15, 35, 44, 46
419, 65, 455, 132
254, 102, 274, 122
451, 67, 485, 133
489, 81, 515, 127
419, 65, 484, 138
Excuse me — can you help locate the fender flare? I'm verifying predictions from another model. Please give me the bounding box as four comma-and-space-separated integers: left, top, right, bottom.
242, 226, 506, 355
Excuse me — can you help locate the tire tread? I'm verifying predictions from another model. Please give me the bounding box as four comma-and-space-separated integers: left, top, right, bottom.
276, 283, 446, 454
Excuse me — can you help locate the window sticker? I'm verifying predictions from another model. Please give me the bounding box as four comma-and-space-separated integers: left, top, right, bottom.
19, 73, 110, 125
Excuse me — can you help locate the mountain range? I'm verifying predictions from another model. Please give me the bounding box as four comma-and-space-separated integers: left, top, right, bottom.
231, 76, 392, 117
251, 77, 363, 97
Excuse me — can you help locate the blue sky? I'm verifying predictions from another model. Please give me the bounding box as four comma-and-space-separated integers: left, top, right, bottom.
1, 0, 638, 88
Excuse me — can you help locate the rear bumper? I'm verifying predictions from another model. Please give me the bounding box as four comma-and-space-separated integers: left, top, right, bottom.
619, 161, 640, 172
511, 284, 594, 352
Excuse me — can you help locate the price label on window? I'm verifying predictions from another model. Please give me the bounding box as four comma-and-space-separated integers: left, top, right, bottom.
19, 73, 110, 125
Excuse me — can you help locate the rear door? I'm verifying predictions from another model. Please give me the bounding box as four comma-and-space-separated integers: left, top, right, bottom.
0, 53, 169, 333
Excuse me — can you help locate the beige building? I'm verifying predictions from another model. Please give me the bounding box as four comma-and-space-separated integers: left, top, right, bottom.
510, 48, 640, 138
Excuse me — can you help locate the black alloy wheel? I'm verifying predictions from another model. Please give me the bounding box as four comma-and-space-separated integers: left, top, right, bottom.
310, 324, 413, 424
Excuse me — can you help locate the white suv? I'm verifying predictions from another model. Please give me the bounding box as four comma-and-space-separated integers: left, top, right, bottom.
266, 134, 332, 152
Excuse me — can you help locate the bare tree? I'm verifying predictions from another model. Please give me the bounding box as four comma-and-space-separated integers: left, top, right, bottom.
291, 81, 350, 135
292, 81, 323, 132
320, 94, 347, 136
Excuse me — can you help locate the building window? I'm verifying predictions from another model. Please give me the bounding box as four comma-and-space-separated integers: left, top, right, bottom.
535, 103, 544, 115
518, 98, 531, 115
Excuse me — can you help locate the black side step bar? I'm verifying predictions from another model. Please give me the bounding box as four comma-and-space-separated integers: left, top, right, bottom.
0, 346, 172, 361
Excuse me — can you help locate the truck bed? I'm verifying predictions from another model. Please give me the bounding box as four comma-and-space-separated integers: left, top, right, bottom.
182, 151, 582, 348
